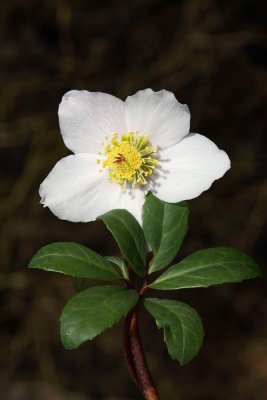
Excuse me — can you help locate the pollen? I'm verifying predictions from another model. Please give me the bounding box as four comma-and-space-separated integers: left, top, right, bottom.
99, 132, 158, 189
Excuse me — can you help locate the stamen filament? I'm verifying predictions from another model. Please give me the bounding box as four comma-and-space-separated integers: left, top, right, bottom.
98, 131, 157, 189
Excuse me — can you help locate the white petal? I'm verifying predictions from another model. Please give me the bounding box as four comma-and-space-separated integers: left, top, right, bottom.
58, 90, 127, 154
150, 133, 231, 202
125, 89, 190, 149
40, 154, 146, 224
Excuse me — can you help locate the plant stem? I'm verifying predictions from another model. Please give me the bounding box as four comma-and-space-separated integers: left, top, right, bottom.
124, 308, 160, 400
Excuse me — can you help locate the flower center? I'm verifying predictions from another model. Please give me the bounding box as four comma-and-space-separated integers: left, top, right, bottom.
99, 132, 158, 189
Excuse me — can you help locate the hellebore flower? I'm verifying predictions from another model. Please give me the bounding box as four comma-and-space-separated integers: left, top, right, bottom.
40, 89, 230, 224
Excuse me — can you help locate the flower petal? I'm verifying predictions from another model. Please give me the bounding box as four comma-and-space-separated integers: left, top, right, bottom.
150, 133, 230, 202
58, 90, 127, 154
125, 89, 190, 149
40, 154, 146, 224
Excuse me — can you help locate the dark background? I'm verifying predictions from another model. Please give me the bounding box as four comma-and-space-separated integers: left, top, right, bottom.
0, 1, 266, 399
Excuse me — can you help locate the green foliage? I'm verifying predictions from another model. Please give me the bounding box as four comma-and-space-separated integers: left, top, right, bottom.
29, 242, 120, 280
60, 285, 139, 349
145, 298, 204, 365
142, 193, 188, 273
29, 197, 261, 367
149, 247, 261, 290
73, 278, 92, 293
98, 209, 147, 277
105, 256, 129, 280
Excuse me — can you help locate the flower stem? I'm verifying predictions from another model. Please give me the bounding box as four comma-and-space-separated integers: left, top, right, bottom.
123, 308, 160, 400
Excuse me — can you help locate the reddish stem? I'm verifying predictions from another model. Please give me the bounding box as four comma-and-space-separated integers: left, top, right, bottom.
123, 308, 160, 400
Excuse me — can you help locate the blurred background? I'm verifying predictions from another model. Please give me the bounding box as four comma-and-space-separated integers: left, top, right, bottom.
0, 0, 266, 399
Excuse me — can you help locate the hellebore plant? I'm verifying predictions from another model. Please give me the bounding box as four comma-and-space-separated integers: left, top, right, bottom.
29, 89, 261, 400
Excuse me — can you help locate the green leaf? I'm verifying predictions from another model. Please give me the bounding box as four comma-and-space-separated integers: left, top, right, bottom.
73, 278, 92, 293
149, 247, 261, 290
106, 256, 129, 280
144, 298, 204, 365
98, 209, 147, 277
142, 193, 188, 273
60, 285, 139, 349
29, 242, 120, 280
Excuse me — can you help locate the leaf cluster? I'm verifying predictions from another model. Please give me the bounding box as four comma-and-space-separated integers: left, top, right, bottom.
29, 193, 261, 364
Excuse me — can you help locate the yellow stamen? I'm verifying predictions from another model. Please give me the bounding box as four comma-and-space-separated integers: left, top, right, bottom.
99, 132, 158, 189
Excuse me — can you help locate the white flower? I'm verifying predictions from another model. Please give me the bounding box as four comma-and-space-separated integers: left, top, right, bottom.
40, 89, 230, 224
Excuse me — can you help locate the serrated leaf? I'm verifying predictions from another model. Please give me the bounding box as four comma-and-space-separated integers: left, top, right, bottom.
98, 209, 147, 277
142, 193, 188, 273
29, 242, 119, 280
149, 247, 261, 290
60, 285, 139, 349
144, 298, 204, 364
